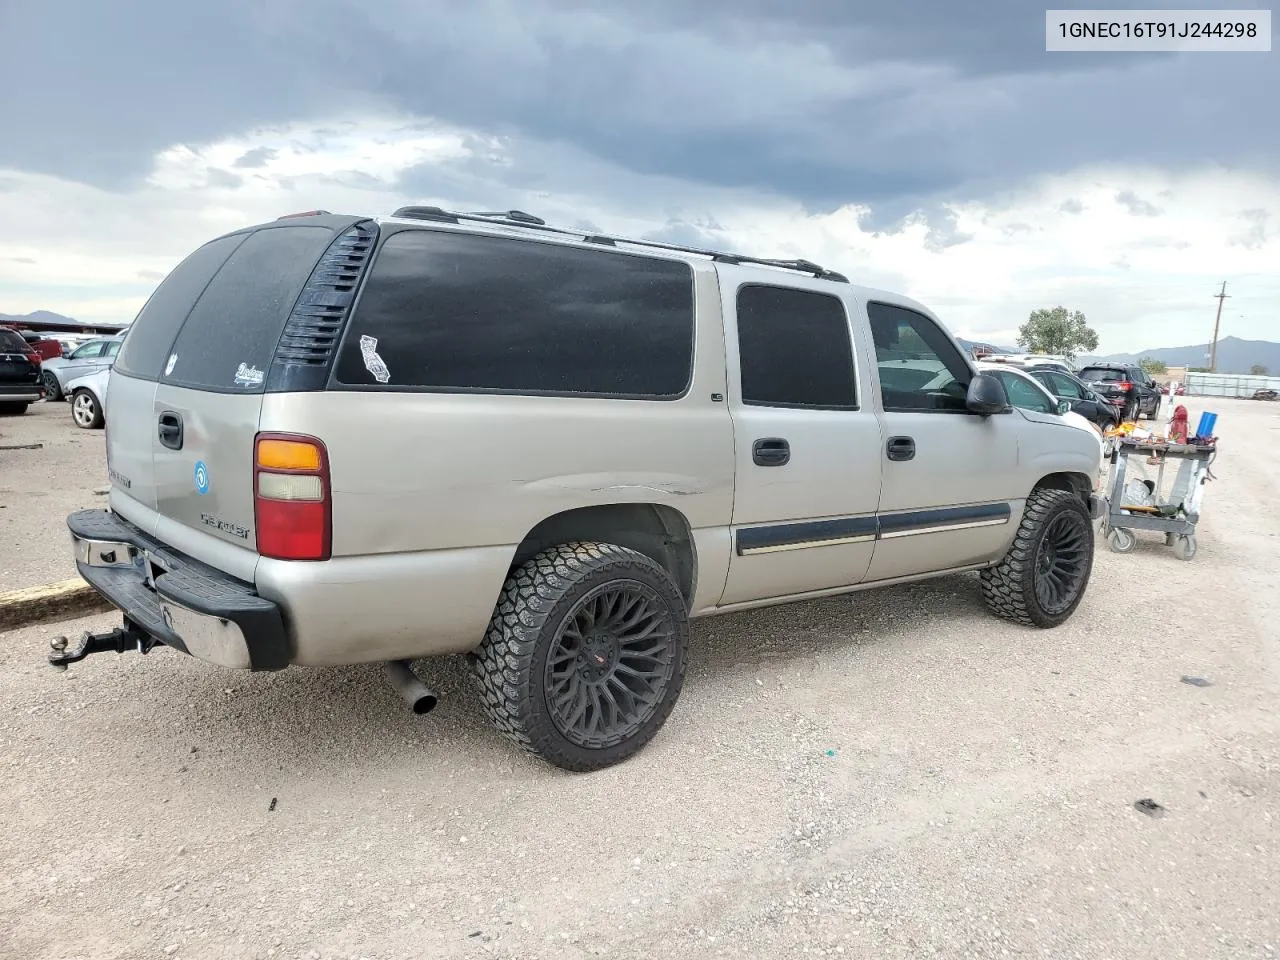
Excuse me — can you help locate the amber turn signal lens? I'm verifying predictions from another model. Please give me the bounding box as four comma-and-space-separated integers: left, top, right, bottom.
256, 438, 322, 471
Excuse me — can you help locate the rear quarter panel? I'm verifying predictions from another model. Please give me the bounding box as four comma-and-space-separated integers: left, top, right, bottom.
256, 263, 736, 664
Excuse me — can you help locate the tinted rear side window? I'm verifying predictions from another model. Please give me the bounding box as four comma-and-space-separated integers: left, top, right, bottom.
113, 233, 247, 380
161, 226, 336, 393
0, 329, 28, 352
735, 284, 857, 409
335, 230, 695, 398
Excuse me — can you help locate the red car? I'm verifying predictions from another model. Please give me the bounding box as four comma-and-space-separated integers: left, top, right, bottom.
21, 330, 62, 362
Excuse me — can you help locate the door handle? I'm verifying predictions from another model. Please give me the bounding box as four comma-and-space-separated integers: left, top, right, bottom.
752, 437, 790, 467
886, 436, 915, 462
157, 411, 184, 450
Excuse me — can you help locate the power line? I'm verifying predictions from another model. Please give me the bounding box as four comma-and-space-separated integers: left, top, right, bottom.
1209, 281, 1230, 372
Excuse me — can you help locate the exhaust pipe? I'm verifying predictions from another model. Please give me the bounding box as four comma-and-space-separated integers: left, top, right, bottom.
383, 660, 438, 715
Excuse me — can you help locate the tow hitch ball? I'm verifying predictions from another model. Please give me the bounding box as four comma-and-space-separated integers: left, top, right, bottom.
48, 627, 156, 670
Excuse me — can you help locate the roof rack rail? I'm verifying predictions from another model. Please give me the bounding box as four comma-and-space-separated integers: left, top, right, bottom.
463, 209, 547, 226
276, 209, 332, 220
387, 205, 847, 282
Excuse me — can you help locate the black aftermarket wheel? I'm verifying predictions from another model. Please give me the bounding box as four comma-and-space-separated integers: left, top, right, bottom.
470, 542, 690, 772
981, 488, 1095, 627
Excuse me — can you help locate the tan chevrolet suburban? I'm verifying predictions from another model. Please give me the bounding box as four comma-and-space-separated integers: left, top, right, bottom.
55, 207, 1104, 771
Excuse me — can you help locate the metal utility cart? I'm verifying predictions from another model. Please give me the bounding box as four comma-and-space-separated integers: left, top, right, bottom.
1100, 436, 1217, 561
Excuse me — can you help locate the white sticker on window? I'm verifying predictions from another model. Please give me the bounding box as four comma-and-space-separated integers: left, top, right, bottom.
359, 335, 391, 383
164, 353, 178, 376
234, 363, 265, 387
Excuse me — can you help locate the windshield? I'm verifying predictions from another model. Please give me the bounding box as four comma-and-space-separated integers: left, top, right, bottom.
1079, 367, 1126, 382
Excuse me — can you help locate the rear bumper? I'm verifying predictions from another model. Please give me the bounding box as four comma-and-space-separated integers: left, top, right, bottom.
0, 384, 41, 402
67, 510, 290, 671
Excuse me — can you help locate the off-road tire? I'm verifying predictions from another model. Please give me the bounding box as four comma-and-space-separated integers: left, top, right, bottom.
470, 541, 690, 772
980, 488, 1094, 628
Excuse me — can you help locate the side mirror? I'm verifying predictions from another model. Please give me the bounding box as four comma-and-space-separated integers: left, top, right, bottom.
1056, 399, 1071, 415
965, 372, 1009, 415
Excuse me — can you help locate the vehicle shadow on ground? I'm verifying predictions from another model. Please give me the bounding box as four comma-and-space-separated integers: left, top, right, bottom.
91, 572, 990, 778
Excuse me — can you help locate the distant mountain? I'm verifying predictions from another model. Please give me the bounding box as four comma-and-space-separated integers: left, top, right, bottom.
957, 338, 1015, 355
1088, 336, 1280, 375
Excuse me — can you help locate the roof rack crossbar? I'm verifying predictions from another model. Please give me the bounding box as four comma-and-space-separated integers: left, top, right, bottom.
388, 206, 848, 282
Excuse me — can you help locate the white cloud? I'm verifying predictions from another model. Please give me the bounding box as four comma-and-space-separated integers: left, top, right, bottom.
0, 115, 1275, 354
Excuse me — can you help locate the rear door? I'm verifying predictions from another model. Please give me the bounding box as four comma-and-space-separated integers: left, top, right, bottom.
106, 232, 255, 522
718, 272, 883, 606
148, 223, 343, 577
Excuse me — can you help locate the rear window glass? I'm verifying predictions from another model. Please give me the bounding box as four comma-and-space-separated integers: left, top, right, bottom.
161, 226, 335, 393
0, 329, 27, 352
1079, 367, 1126, 382
113, 233, 247, 380
335, 230, 695, 398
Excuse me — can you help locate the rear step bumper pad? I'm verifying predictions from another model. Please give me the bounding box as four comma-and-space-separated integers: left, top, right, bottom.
66, 509, 291, 671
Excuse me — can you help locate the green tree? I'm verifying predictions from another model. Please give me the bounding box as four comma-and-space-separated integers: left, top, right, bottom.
1016, 307, 1100, 360
1250, 364, 1269, 375
1139, 357, 1168, 375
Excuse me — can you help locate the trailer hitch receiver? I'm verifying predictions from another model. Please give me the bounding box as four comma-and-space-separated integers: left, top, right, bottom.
48, 623, 160, 670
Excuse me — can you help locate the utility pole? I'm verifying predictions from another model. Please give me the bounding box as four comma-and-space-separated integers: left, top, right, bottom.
1209, 281, 1229, 372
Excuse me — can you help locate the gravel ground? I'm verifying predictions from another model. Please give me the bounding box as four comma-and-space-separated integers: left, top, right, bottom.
1, 397, 1277, 960
0, 399, 108, 591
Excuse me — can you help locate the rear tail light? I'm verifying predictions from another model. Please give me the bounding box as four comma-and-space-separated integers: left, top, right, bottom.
253, 433, 331, 561
1117, 381, 1132, 391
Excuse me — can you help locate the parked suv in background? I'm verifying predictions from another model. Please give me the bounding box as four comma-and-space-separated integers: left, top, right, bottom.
60, 208, 1104, 772
0, 327, 44, 415
1076, 362, 1161, 421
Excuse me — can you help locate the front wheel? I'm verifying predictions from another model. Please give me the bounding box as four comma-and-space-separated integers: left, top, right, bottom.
470, 541, 690, 772
981, 488, 1095, 628
71, 389, 104, 429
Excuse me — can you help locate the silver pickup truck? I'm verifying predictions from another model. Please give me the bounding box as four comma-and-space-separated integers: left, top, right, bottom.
56, 207, 1104, 771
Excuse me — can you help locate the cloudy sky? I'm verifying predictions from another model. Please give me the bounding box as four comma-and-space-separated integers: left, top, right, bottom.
1, 0, 1275, 353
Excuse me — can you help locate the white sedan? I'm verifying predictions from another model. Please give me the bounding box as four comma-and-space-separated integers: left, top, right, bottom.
64, 367, 109, 430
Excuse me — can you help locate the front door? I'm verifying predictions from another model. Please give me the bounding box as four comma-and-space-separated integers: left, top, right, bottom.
863, 300, 1023, 582
718, 273, 884, 606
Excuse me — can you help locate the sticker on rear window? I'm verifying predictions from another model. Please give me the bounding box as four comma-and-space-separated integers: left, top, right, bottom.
359, 335, 391, 384
234, 363, 265, 387
165, 353, 178, 376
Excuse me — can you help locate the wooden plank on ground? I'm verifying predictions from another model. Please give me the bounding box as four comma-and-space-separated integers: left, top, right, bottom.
0, 578, 112, 632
